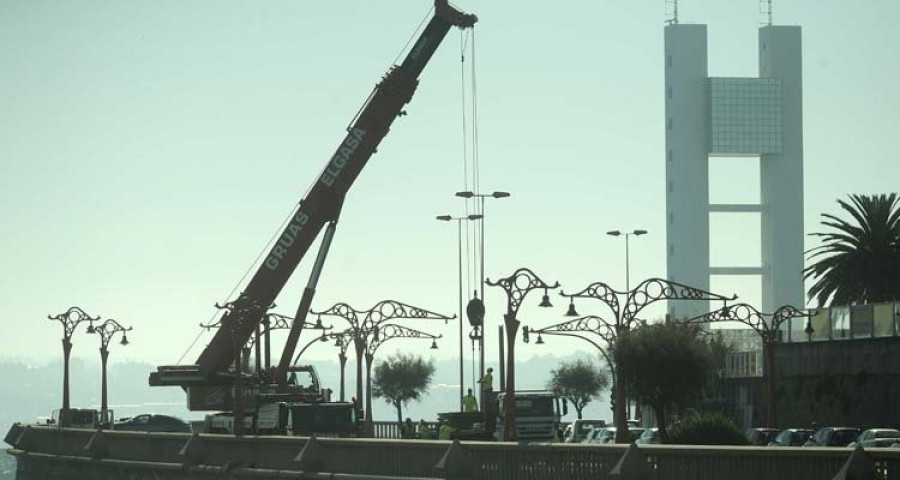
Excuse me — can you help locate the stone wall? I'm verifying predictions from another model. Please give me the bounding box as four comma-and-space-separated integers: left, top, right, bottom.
724, 337, 900, 428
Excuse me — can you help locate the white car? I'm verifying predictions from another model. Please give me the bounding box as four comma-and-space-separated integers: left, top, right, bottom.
565, 420, 607, 443
848, 429, 900, 448
635, 427, 660, 444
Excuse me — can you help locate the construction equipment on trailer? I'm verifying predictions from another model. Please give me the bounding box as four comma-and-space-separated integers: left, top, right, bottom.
149, 0, 477, 436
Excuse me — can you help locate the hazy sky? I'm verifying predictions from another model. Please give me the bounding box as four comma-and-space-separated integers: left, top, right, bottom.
2, 0, 898, 380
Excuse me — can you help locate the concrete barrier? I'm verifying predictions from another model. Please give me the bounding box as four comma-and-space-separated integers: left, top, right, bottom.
6, 424, 900, 479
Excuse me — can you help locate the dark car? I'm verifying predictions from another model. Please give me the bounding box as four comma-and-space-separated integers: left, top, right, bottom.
114, 414, 191, 433
803, 427, 861, 447
768, 428, 814, 446
745, 427, 780, 446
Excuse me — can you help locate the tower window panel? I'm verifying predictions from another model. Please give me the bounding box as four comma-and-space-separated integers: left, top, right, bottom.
708, 77, 783, 155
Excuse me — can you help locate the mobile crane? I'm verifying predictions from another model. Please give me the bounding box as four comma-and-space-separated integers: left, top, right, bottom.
149, 1, 476, 435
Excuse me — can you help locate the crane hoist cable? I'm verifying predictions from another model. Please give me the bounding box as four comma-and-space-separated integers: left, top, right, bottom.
459, 29, 474, 296
470, 27, 482, 295
391, 5, 435, 69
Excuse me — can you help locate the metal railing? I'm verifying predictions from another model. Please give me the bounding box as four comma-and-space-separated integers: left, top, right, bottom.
372, 421, 440, 439
7, 424, 900, 480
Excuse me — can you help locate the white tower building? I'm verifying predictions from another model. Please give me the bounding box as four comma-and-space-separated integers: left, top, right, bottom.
664, 23, 804, 320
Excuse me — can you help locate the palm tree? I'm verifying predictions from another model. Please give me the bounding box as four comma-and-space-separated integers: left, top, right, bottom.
804, 193, 900, 306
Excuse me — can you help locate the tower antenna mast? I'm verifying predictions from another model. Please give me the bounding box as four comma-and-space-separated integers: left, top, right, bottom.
760, 0, 773, 26
665, 0, 679, 25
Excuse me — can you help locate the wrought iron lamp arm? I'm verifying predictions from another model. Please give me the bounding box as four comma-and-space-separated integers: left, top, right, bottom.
622, 277, 737, 324
361, 299, 455, 331
486, 267, 560, 316
92, 319, 133, 350
311, 302, 365, 330
48, 306, 101, 340
559, 281, 621, 322
687, 303, 810, 342
366, 323, 441, 356
541, 331, 615, 376
529, 315, 618, 343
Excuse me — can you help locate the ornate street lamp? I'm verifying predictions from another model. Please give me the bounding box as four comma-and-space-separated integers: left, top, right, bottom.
525, 315, 617, 378
201, 310, 329, 373
255, 312, 330, 370
363, 323, 441, 432
485, 267, 558, 441
436, 213, 482, 411
89, 319, 132, 419
213, 299, 267, 436
687, 303, 810, 428
293, 330, 333, 361
287, 328, 354, 402
47, 306, 100, 427
331, 330, 354, 402
312, 300, 453, 436
560, 277, 735, 442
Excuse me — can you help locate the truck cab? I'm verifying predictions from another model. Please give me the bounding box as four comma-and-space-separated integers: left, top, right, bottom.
495, 391, 565, 442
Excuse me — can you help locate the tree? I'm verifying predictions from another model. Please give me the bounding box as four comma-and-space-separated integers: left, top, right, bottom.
546, 359, 609, 419
613, 322, 712, 443
804, 193, 900, 306
371, 352, 435, 427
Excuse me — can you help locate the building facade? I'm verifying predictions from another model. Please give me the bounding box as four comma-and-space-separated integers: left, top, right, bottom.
664, 23, 804, 320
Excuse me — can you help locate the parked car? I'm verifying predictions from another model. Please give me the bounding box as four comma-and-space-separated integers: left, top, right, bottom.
590, 427, 645, 444
581, 426, 602, 444
803, 427, 861, 447
745, 428, 781, 446
847, 429, 900, 448
635, 427, 661, 445
564, 420, 606, 443
768, 428, 814, 446
114, 414, 191, 433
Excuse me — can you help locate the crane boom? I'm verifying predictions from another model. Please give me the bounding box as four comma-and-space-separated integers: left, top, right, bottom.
179, 1, 476, 377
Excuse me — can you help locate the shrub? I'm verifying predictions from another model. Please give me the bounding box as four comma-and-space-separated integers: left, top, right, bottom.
667, 412, 748, 445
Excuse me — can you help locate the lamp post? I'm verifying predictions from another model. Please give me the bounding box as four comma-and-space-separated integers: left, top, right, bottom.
687, 303, 810, 428
605, 229, 648, 293
254, 312, 329, 369
560, 277, 735, 442
89, 319, 132, 418
523, 315, 618, 396
312, 300, 454, 436
288, 328, 352, 402
47, 306, 100, 427
455, 190, 510, 400
293, 329, 333, 362
328, 330, 354, 402
485, 267, 558, 441
212, 299, 267, 436
436, 213, 482, 411
364, 324, 440, 430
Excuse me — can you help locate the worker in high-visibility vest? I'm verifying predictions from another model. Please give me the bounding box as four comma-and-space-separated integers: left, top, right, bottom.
462, 388, 478, 412
438, 422, 455, 440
